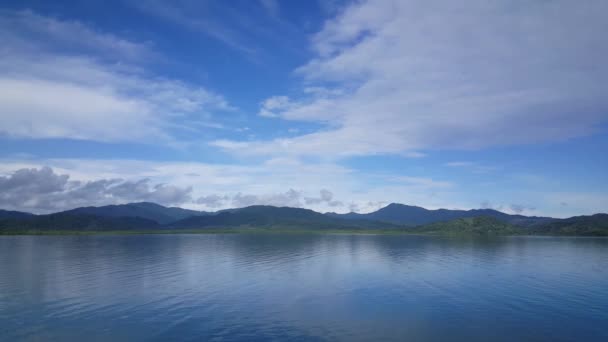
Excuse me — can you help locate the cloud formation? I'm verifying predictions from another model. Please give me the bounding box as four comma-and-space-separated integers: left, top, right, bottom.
304, 189, 343, 207
214, 0, 608, 158
0, 167, 192, 213
0, 10, 231, 143
196, 188, 345, 210
196, 194, 230, 208
0, 165, 354, 214
0, 157, 470, 214
1, 10, 151, 61
2, 158, 603, 218
480, 201, 538, 215
129, 0, 302, 60
232, 189, 303, 208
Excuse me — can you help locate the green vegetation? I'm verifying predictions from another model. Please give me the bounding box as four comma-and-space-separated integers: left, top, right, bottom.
412, 214, 608, 236
526, 214, 608, 236
167, 205, 397, 230
0, 213, 160, 232
0, 228, 412, 236
0, 209, 34, 219
409, 216, 523, 236
63, 202, 209, 224
1, 203, 606, 236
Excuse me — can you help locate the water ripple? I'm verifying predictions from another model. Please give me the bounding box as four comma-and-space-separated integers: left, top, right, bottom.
1, 234, 607, 341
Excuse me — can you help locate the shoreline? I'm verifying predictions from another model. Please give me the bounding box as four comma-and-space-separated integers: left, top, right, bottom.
1, 229, 606, 237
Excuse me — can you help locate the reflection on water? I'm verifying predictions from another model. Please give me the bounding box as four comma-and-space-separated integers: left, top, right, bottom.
1, 234, 607, 341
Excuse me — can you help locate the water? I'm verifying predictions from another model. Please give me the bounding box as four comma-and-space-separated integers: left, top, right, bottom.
0, 234, 607, 341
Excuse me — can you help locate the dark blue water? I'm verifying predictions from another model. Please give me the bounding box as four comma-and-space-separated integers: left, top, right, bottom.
1, 234, 607, 341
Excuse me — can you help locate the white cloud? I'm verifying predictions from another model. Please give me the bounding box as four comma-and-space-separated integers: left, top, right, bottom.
215, 0, 608, 158
0, 166, 192, 213
304, 189, 343, 207
233, 189, 302, 208
259, 96, 292, 118
196, 194, 229, 208
0, 10, 232, 143
0, 158, 604, 217
0, 158, 463, 214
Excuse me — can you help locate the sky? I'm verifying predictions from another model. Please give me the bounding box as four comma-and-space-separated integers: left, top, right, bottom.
0, 0, 607, 217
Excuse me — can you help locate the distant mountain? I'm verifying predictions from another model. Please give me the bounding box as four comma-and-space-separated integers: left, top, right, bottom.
328, 203, 553, 227
527, 214, 608, 236
1, 202, 606, 236
0, 213, 159, 232
168, 205, 394, 230
61, 202, 209, 224
0, 209, 34, 219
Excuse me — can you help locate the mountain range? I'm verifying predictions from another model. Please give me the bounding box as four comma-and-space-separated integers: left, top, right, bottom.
0, 202, 606, 236
62, 202, 210, 224
327, 203, 554, 227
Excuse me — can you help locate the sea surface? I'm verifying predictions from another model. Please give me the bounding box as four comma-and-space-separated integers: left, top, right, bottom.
1, 234, 607, 341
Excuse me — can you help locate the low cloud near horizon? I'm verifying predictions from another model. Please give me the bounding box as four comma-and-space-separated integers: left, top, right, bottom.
0, 167, 193, 213
0, 166, 349, 214
1, 165, 602, 218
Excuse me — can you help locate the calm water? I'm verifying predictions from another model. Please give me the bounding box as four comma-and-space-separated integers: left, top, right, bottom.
0, 234, 607, 341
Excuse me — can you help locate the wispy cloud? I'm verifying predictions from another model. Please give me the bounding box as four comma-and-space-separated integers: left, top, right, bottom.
0, 10, 152, 61
215, 0, 608, 159
0, 10, 232, 143
130, 0, 260, 57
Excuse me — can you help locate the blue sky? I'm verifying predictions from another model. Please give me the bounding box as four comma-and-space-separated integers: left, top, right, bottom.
0, 0, 607, 217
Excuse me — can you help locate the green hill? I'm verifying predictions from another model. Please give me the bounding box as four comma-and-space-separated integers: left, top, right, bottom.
168, 205, 394, 230
527, 214, 608, 236
1, 203, 606, 236
62, 202, 209, 224
412, 216, 522, 235
412, 214, 608, 236
0, 213, 159, 233
0, 209, 34, 219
